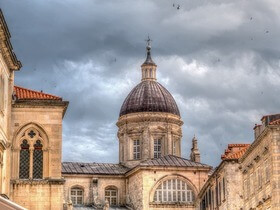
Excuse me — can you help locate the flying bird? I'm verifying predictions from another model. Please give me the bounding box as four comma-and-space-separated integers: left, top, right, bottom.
265, 30, 269, 33
177, 5, 180, 10
250, 17, 253, 20
173, 3, 175, 7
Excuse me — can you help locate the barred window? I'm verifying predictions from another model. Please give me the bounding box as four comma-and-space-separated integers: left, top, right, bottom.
19, 140, 30, 179
105, 187, 118, 206
153, 179, 195, 203
33, 140, 43, 179
133, 139, 140, 160
154, 139, 161, 158
71, 187, 83, 205
18, 128, 45, 179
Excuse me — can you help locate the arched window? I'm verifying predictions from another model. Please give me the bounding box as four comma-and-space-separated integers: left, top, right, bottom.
19, 140, 30, 179
105, 187, 118, 206
17, 128, 45, 179
71, 187, 83, 205
33, 140, 43, 179
153, 178, 195, 203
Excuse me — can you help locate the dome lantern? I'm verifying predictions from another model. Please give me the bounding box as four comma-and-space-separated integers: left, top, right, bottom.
141, 36, 157, 81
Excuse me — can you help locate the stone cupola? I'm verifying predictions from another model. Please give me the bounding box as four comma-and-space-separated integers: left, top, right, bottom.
117, 38, 183, 168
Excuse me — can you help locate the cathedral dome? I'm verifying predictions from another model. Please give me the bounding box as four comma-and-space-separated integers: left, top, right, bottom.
119, 38, 180, 117
119, 80, 180, 117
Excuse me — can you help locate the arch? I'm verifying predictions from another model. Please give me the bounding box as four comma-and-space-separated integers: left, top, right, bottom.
149, 174, 198, 203
11, 122, 50, 179
13, 122, 49, 150
105, 185, 118, 206
70, 185, 84, 205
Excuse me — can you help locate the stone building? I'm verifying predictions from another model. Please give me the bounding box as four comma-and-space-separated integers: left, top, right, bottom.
62, 38, 212, 210
197, 144, 250, 210
197, 114, 280, 210
0, 7, 280, 210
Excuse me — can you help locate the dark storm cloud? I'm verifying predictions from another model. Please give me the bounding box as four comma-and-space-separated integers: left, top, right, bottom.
1, 0, 280, 166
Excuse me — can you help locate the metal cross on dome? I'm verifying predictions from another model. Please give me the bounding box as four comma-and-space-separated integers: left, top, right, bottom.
145, 36, 152, 47
28, 130, 36, 138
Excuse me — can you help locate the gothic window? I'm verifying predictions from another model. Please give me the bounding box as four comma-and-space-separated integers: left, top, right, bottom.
153, 179, 195, 203
33, 140, 43, 179
19, 140, 30, 179
154, 139, 161, 158
71, 187, 83, 205
18, 128, 45, 179
105, 187, 118, 206
133, 139, 140, 160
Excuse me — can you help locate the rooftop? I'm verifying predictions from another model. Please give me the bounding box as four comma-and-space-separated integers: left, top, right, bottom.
14, 86, 62, 101
221, 144, 250, 160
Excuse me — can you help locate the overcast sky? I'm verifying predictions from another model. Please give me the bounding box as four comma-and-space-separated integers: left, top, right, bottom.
1, 0, 280, 166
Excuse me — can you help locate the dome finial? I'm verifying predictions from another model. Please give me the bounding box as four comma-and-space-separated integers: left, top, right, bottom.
142, 35, 155, 66
146, 35, 152, 51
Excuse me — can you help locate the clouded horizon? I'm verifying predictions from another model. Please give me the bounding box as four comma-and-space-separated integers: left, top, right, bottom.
1, 0, 280, 166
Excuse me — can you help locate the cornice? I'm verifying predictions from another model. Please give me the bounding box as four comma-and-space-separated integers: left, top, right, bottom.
239, 126, 271, 162
116, 112, 183, 127
0, 10, 21, 71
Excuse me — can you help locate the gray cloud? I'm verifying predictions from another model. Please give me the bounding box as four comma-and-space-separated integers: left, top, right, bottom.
1, 0, 280, 166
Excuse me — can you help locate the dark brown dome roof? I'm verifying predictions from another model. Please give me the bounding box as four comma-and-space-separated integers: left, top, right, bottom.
119, 81, 180, 117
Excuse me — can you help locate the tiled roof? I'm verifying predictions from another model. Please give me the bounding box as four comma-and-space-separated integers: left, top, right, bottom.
139, 155, 211, 168
269, 119, 280, 125
221, 144, 250, 160
62, 162, 130, 175
14, 86, 62, 101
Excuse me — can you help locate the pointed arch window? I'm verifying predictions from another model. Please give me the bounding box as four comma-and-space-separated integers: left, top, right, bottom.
33, 140, 43, 179
17, 128, 45, 179
19, 140, 30, 179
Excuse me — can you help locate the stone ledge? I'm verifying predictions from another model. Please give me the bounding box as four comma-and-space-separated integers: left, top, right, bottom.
149, 202, 195, 208
10, 178, 65, 185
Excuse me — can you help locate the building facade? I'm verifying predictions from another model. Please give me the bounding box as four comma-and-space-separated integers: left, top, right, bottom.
197, 115, 280, 210
0, 8, 280, 210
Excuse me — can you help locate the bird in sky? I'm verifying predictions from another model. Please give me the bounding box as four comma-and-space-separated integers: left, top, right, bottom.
177, 5, 180, 10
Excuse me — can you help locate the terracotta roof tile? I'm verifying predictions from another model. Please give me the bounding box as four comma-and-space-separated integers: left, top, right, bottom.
221, 144, 250, 160
14, 86, 62, 101
269, 119, 280, 125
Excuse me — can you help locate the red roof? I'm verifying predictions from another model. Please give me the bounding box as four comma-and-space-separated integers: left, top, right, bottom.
269, 119, 280, 125
14, 86, 62, 101
221, 144, 250, 160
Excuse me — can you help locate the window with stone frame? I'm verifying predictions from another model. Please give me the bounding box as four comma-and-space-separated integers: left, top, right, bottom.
154, 139, 161, 158
257, 167, 262, 189
0, 75, 5, 113
153, 178, 195, 203
133, 139, 140, 160
244, 179, 248, 200
71, 187, 83, 205
250, 173, 254, 195
105, 187, 118, 206
222, 177, 226, 200
173, 140, 176, 155
18, 128, 44, 179
264, 159, 270, 183
19, 140, 30, 179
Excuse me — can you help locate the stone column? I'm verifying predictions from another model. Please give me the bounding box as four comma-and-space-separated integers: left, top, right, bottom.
142, 126, 149, 160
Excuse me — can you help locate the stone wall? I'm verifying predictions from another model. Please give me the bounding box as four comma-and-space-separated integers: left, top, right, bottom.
128, 167, 209, 210
10, 181, 63, 210
117, 112, 183, 168
63, 174, 126, 207
241, 128, 274, 210
10, 104, 66, 209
